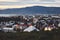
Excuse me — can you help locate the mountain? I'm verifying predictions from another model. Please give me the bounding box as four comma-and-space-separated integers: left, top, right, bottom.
0, 6, 60, 14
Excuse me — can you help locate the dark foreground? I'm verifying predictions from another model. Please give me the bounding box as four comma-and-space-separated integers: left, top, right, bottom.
0, 31, 60, 40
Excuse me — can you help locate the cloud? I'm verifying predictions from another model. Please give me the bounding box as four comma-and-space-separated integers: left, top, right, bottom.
39, 0, 55, 2
55, 0, 60, 3
0, 0, 60, 9
0, 3, 60, 10
0, 0, 56, 5
0, 0, 18, 2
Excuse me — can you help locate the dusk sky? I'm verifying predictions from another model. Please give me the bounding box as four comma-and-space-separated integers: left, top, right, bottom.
0, 0, 60, 9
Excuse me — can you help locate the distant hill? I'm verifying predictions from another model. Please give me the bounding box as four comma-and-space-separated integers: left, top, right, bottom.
0, 6, 60, 14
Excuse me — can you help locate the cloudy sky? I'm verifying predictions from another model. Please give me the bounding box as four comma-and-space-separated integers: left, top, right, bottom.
0, 0, 60, 9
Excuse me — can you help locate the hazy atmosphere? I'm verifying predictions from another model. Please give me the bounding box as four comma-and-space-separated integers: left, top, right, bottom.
0, 0, 60, 9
